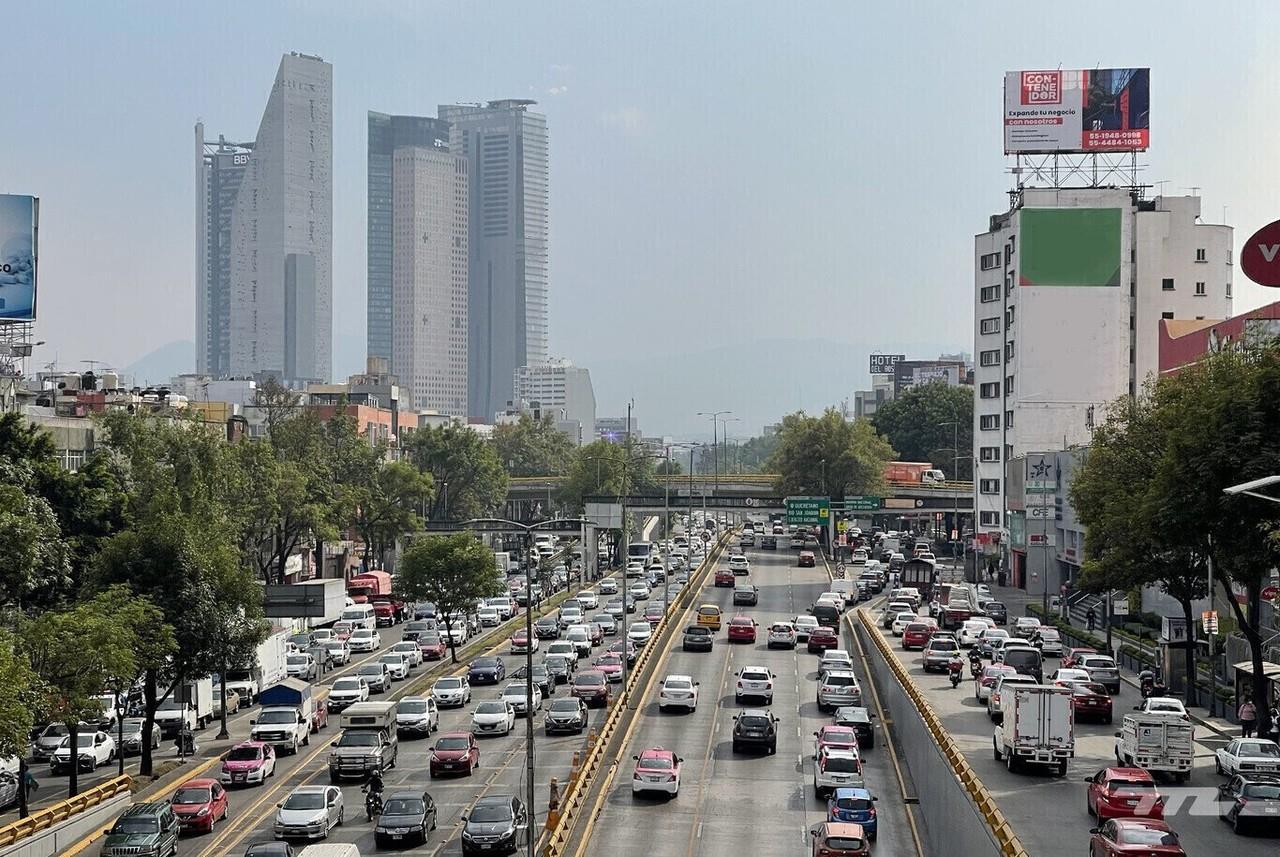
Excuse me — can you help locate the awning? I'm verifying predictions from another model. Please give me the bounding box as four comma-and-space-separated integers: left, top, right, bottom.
1231, 660, 1280, 679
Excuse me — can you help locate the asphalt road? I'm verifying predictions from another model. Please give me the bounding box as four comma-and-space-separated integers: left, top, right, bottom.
575, 544, 918, 857
867, 601, 1279, 855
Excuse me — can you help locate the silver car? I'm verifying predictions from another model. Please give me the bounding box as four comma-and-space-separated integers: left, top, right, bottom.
816, 670, 862, 712
273, 785, 344, 840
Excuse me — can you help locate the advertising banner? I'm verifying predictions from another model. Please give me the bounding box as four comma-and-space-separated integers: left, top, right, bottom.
869, 353, 904, 374
0, 195, 38, 322
1004, 68, 1150, 154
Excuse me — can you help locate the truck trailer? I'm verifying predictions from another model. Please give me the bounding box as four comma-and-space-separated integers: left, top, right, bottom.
993, 684, 1074, 775
347, 570, 393, 603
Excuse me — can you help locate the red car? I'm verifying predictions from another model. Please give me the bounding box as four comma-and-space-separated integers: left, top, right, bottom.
332, 621, 354, 642
418, 633, 447, 661
715, 569, 735, 587
727, 615, 758, 643
814, 725, 861, 757
429, 732, 480, 777
593, 653, 624, 683
799, 551, 816, 568
1072, 682, 1114, 724
808, 626, 839, 653
169, 778, 229, 833
901, 622, 933, 651
1087, 768, 1164, 821
1087, 818, 1184, 856
975, 665, 1018, 702
809, 821, 870, 857
510, 629, 536, 654
1063, 646, 1098, 669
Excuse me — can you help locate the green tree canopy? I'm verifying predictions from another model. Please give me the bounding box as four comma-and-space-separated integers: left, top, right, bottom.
352, 460, 433, 569
767, 409, 894, 500
404, 424, 508, 521
871, 382, 974, 480
0, 633, 45, 760
557, 439, 659, 513
395, 534, 505, 662
492, 415, 577, 477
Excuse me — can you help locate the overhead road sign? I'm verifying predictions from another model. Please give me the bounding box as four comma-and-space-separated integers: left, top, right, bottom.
786, 496, 830, 526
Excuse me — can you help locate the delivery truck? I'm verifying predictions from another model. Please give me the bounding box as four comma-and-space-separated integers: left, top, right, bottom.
251, 679, 319, 754
993, 684, 1074, 776
221, 627, 290, 705
883, 462, 946, 484
1114, 712, 1194, 782
347, 570, 393, 603
154, 677, 215, 736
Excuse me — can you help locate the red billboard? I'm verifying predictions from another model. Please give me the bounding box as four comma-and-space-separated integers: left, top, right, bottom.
1004, 68, 1150, 155
1241, 219, 1280, 287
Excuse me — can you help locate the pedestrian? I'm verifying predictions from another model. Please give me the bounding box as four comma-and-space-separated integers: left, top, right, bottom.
1238, 697, 1258, 738
22, 767, 38, 799
1086, 608, 1096, 632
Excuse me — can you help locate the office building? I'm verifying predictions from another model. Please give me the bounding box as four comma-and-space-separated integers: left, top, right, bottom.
223, 52, 333, 385
511, 359, 596, 444
596, 416, 639, 444
972, 189, 1232, 551
195, 131, 252, 377
438, 100, 549, 420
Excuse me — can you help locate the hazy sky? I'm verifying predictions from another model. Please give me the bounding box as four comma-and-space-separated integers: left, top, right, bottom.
5, 1, 1280, 435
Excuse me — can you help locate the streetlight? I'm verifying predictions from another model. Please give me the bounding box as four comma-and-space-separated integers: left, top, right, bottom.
696, 410, 732, 492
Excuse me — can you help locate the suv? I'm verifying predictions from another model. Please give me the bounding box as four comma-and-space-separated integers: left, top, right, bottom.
100, 801, 180, 857
813, 748, 864, 797
817, 670, 862, 712
999, 644, 1044, 683
731, 709, 779, 754
682, 625, 713, 652
921, 638, 961, 673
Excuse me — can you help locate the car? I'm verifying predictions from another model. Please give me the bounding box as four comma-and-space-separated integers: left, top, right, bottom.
793, 615, 820, 641
676, 623, 713, 653
817, 670, 862, 712
974, 664, 1018, 702
958, 620, 990, 648
735, 667, 775, 703
575, 589, 599, 609
891, 612, 919, 637
50, 730, 116, 773
1046, 666, 1092, 687
902, 622, 934, 651
808, 626, 839, 653
348, 627, 381, 652
1011, 616, 1042, 640
731, 709, 779, 754
220, 740, 277, 787
213, 688, 242, 718
510, 628, 539, 654
1078, 655, 1122, 695
982, 601, 1008, 625
396, 696, 439, 738
1064, 646, 1099, 669
595, 614, 618, 636
727, 615, 758, 643
626, 621, 653, 648
761, 535, 778, 549
468, 657, 507, 685
429, 732, 480, 777
120, 717, 162, 756
603, 599, 626, 619
731, 582, 760, 605
1216, 773, 1280, 834
1032, 628, 1064, 657
380, 653, 410, 681
833, 707, 875, 749
827, 787, 878, 840
544, 697, 590, 734
1071, 682, 1114, 723
627, 583, 650, 603
390, 640, 424, 667
472, 701, 516, 736
243, 843, 295, 856
273, 785, 343, 841
987, 673, 1038, 722
570, 670, 611, 708
976, 628, 1011, 658
322, 639, 352, 666
921, 637, 961, 671
431, 676, 472, 708
631, 747, 682, 796
813, 748, 864, 797
1086, 767, 1164, 821
998, 643, 1044, 683
511, 664, 555, 699
170, 778, 228, 833
599, 578, 618, 595
101, 802, 180, 857
696, 604, 722, 631
417, 632, 447, 661
533, 616, 561, 640
374, 789, 437, 848
607, 639, 638, 664
767, 622, 797, 649
565, 625, 594, 656
642, 604, 666, 627
401, 620, 434, 641
501, 682, 543, 716
728, 555, 750, 574
798, 550, 820, 568
1086, 818, 1185, 856
658, 675, 699, 712
1136, 697, 1190, 719
815, 724, 861, 758
31, 723, 73, 760
356, 663, 391, 694
544, 654, 577, 685
819, 649, 855, 675
808, 821, 870, 857
1216, 738, 1280, 777
590, 652, 623, 683
558, 605, 585, 628
325, 677, 370, 715
461, 794, 528, 856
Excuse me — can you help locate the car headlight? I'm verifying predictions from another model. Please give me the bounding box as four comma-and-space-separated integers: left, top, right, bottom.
197, 807, 210, 817
461, 830, 475, 841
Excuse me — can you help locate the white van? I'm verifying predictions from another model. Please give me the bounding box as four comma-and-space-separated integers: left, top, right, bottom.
340, 603, 377, 631
299, 845, 362, 857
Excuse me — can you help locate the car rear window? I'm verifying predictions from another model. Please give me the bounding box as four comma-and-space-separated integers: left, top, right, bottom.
827, 837, 865, 851
739, 716, 771, 728
1003, 649, 1040, 668
1109, 781, 1156, 793
835, 797, 872, 811
741, 671, 769, 681
685, 627, 710, 636
1118, 830, 1178, 846
824, 757, 859, 773
1244, 784, 1280, 799
825, 675, 857, 686
640, 756, 673, 770
906, 623, 929, 633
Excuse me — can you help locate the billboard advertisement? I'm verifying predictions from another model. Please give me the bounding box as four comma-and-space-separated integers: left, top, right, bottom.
869, 353, 904, 374
0, 195, 38, 321
1019, 208, 1121, 287
1004, 68, 1150, 154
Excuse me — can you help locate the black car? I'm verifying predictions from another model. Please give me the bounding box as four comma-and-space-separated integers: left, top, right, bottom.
512, 664, 554, 699
544, 697, 589, 735
833, 706, 876, 749
375, 790, 438, 848
468, 657, 506, 685
761, 536, 777, 550
244, 843, 295, 857
543, 655, 575, 685
533, 617, 561, 640
681, 625, 714, 652
461, 794, 528, 857
731, 709, 779, 754
1217, 774, 1280, 834
983, 602, 1008, 625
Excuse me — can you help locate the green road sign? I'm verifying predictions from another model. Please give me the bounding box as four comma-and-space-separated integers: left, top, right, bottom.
786, 496, 830, 526
843, 496, 882, 512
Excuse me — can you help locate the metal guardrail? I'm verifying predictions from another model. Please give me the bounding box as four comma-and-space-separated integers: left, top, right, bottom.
0, 775, 133, 847
855, 609, 1031, 857
510, 474, 973, 494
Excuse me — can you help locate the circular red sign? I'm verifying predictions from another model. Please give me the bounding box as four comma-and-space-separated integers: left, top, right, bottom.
1264, 585, 1279, 601
1241, 219, 1280, 287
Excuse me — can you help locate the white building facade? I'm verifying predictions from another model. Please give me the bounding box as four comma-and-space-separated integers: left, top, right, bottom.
511, 359, 596, 444
973, 188, 1232, 546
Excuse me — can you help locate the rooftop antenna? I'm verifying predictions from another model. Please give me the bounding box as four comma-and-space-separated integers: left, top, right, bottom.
1183, 186, 1201, 197
81, 359, 103, 373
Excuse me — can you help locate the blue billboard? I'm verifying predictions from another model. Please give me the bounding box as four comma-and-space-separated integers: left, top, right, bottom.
0, 194, 38, 321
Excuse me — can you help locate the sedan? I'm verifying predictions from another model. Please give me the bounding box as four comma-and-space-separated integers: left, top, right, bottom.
1071, 682, 1114, 724
379, 653, 410, 681
603, 599, 626, 619
501, 683, 542, 716
807, 626, 839, 653
627, 583, 650, 602
220, 740, 277, 787
643, 605, 666, 627
658, 675, 699, 713
599, 579, 619, 595
171, 778, 229, 833
356, 664, 391, 694
544, 655, 576, 685
608, 640, 639, 666
767, 622, 797, 649
471, 701, 516, 736
544, 697, 590, 735
213, 689, 242, 718
798, 551, 816, 568
51, 731, 116, 774
733, 584, 759, 606
595, 615, 618, 636
375, 790, 437, 848
511, 664, 555, 699
575, 590, 599, 609
570, 671, 610, 708
1136, 697, 1189, 719
510, 629, 539, 654
468, 657, 507, 685
1087, 767, 1164, 821
429, 732, 479, 777
1087, 818, 1185, 856
627, 622, 653, 648
1217, 773, 1280, 834
119, 718, 162, 756
593, 654, 624, 683
792, 615, 820, 641
727, 615, 758, 643
417, 633, 447, 661
431, 676, 472, 708
323, 639, 352, 666
534, 617, 561, 639
348, 628, 381, 652
390, 641, 424, 667
1216, 738, 1280, 777
273, 785, 343, 841
978, 629, 1012, 659
1048, 667, 1093, 688
631, 747, 682, 797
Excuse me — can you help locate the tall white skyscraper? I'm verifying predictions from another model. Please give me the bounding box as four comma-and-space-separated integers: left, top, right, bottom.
438, 100, 549, 420
222, 52, 333, 384
512, 359, 596, 442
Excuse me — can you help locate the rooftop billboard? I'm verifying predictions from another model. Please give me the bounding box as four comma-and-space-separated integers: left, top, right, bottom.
1004, 68, 1150, 154
1019, 208, 1121, 287
0, 194, 38, 322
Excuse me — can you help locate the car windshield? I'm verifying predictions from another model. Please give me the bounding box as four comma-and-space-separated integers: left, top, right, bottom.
577, 674, 605, 686
227, 746, 262, 761
550, 699, 581, 712
258, 710, 297, 725
436, 678, 462, 690
639, 756, 673, 770
333, 679, 361, 691
338, 732, 380, 747
476, 702, 507, 714
400, 701, 429, 714
283, 792, 326, 810
436, 736, 469, 750
1082, 657, 1116, 669
546, 657, 570, 668
1118, 829, 1178, 846
172, 787, 211, 803
470, 803, 513, 823
113, 818, 159, 834
122, 720, 144, 735
629, 623, 650, 634
286, 655, 308, 665
420, 633, 442, 644
1243, 742, 1280, 757
825, 757, 859, 773
382, 798, 424, 815
473, 658, 499, 669
71, 734, 98, 747
1003, 650, 1039, 667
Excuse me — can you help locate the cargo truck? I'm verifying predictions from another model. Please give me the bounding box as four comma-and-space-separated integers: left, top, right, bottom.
250, 679, 318, 754
899, 558, 938, 606
1114, 712, 1194, 782
993, 684, 1074, 775
154, 677, 215, 736
221, 627, 290, 705
329, 701, 399, 780
882, 462, 946, 484
347, 570, 393, 603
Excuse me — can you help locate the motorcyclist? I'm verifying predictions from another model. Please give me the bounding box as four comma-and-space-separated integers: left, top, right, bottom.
948, 654, 965, 688
968, 647, 984, 677
1138, 669, 1156, 699
363, 771, 385, 820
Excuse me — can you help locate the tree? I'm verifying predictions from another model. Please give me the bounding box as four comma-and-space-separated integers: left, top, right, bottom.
557, 439, 659, 514
352, 461, 433, 570
492, 415, 576, 477
395, 534, 505, 663
656, 459, 683, 476
252, 376, 303, 436
404, 424, 508, 521
768, 409, 894, 500
871, 382, 974, 480
0, 634, 45, 817
0, 464, 72, 611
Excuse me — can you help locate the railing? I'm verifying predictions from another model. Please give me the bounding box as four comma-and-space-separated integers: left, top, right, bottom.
0, 775, 133, 847
510, 474, 974, 495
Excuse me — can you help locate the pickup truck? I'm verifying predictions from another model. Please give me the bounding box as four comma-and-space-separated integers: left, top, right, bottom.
250, 679, 324, 754
329, 702, 399, 780
1114, 712, 1194, 782
993, 684, 1074, 775
372, 599, 407, 627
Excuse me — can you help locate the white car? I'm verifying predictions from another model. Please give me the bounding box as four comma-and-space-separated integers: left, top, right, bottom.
477, 607, 502, 627
546, 641, 581, 665
1032, 628, 1064, 657
813, 748, 864, 797
444, 622, 468, 646
558, 607, 584, 629
627, 622, 653, 648
348, 628, 382, 652
575, 590, 599, 609
767, 622, 797, 649
395, 696, 439, 737
1136, 696, 1190, 718
565, 626, 593, 657
328, 677, 370, 710
501, 682, 542, 716
1047, 667, 1092, 687
976, 584, 993, 602
431, 676, 472, 708
891, 612, 919, 636
322, 639, 351, 666
1215, 738, 1280, 776
379, 653, 410, 680
1011, 617, 1042, 640
627, 583, 650, 602
604, 600, 626, 619
273, 785, 343, 840
658, 675, 700, 712
728, 556, 750, 573
735, 667, 775, 703
792, 615, 819, 641
390, 641, 423, 667
625, 561, 647, 578
472, 701, 516, 736
599, 579, 618, 595
819, 650, 855, 675
50, 731, 116, 773
958, 620, 990, 648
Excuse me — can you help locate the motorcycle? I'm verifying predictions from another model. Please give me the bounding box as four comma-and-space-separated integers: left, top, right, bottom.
362, 783, 384, 821
969, 652, 984, 679
948, 657, 965, 688
1138, 669, 1157, 699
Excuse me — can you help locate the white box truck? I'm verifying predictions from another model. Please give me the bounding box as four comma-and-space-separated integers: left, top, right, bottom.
223, 627, 290, 704
993, 684, 1074, 775
1114, 712, 1195, 782
154, 677, 215, 736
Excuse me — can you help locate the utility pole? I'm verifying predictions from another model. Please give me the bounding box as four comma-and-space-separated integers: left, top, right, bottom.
620, 400, 632, 705
697, 411, 731, 494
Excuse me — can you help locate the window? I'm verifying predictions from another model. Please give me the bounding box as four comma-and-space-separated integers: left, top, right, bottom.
979, 382, 1000, 399
980, 252, 1001, 271
1005, 375, 1014, 395
980, 349, 1000, 367
979, 479, 1000, 494
1162, 278, 1175, 291
1161, 311, 1174, 320
1005, 340, 1015, 360
980, 317, 1001, 335
1006, 305, 1016, 326
979, 447, 1001, 463
1005, 410, 1014, 428
1195, 281, 1206, 296
980, 414, 1000, 431
1196, 248, 1206, 262
1227, 280, 1233, 298
980, 511, 1001, 526
980, 285, 1000, 303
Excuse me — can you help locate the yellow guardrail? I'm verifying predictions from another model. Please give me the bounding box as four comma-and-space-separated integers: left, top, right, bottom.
0, 775, 133, 847
855, 608, 1030, 857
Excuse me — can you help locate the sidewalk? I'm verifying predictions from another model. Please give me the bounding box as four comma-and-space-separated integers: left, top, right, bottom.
987, 581, 1241, 741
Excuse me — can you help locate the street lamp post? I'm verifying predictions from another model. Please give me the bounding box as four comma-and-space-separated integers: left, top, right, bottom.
697, 411, 732, 493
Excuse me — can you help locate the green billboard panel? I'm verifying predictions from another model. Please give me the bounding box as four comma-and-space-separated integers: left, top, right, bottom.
786, 496, 830, 526
843, 496, 882, 512
1019, 207, 1121, 287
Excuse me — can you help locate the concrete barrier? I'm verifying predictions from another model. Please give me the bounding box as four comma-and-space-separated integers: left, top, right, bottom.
0, 792, 131, 857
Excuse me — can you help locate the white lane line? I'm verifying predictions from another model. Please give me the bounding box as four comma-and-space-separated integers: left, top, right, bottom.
696, 821, 704, 839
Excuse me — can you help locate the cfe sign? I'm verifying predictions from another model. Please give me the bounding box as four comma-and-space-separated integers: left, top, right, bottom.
786, 496, 830, 526
1241, 219, 1280, 287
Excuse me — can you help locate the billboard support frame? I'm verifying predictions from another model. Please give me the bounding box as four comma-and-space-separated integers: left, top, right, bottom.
1011, 150, 1142, 192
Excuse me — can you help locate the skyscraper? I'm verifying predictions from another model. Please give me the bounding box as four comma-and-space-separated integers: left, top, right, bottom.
438, 100, 549, 420
221, 52, 333, 384
195, 129, 252, 377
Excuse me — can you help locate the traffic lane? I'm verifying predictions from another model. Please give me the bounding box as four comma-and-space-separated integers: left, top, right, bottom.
871, 619, 1275, 857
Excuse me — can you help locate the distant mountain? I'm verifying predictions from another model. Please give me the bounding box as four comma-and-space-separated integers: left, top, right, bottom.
123, 340, 195, 386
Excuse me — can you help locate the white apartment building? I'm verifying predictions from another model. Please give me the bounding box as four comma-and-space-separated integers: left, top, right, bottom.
973, 188, 1232, 544
511, 359, 596, 443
